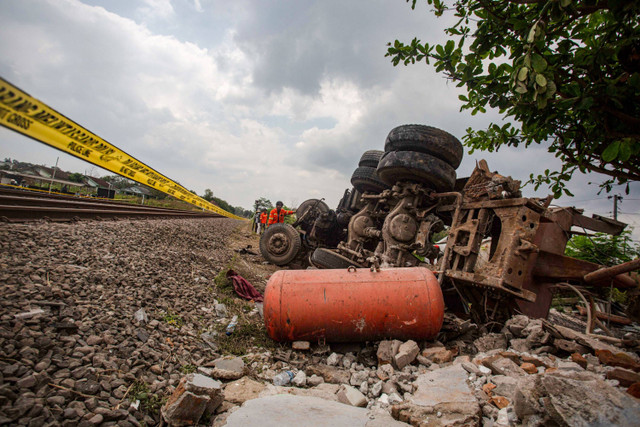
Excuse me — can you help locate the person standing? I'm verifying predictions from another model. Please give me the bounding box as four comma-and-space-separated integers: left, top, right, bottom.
259, 209, 268, 233
252, 210, 260, 233
267, 201, 295, 227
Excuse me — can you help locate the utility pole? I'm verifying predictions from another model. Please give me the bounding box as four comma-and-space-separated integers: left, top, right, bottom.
48, 157, 59, 194
608, 194, 623, 221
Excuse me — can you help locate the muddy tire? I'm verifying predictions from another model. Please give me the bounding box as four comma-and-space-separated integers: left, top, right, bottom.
310, 248, 363, 269
358, 150, 384, 168
385, 124, 463, 169
259, 223, 302, 265
296, 199, 330, 223
376, 151, 456, 192
351, 166, 389, 194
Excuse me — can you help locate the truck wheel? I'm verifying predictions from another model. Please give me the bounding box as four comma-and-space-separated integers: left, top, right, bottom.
260, 223, 302, 265
385, 124, 463, 169
310, 248, 363, 269
358, 150, 384, 168
351, 166, 389, 194
377, 151, 456, 192
296, 199, 330, 222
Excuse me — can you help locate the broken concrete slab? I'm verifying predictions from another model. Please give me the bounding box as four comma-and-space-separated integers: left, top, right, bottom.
203, 356, 245, 380
391, 364, 480, 426
337, 385, 367, 407
260, 382, 340, 402
484, 357, 526, 377
393, 340, 419, 370
307, 364, 350, 384
541, 372, 640, 426
292, 371, 307, 387
421, 346, 455, 364
505, 315, 529, 338
514, 368, 640, 426
473, 333, 507, 353
292, 341, 310, 351
222, 394, 409, 427
377, 340, 396, 365
162, 373, 222, 426
491, 375, 518, 401
223, 377, 266, 404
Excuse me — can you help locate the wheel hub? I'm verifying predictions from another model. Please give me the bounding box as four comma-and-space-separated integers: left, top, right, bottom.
268, 232, 290, 255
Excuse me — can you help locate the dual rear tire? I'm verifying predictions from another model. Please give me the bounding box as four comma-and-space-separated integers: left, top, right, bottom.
377, 124, 463, 192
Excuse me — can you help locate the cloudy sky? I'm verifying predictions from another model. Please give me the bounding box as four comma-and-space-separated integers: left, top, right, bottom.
0, 0, 638, 238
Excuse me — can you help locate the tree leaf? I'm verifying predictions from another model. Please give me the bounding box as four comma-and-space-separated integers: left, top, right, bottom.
535, 74, 547, 87
618, 140, 632, 161
515, 82, 528, 94
537, 96, 548, 109
527, 23, 538, 43
546, 81, 557, 96
517, 67, 529, 81
601, 141, 620, 162
531, 54, 547, 73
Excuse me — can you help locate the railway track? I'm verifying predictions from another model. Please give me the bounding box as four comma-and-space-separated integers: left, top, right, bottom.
0, 187, 225, 222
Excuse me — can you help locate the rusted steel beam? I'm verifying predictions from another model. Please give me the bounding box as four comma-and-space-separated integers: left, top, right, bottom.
576, 306, 632, 325
583, 258, 640, 285
572, 211, 626, 236
533, 251, 636, 288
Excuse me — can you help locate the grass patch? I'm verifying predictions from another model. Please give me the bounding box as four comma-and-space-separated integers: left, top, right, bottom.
213, 311, 285, 356
130, 380, 167, 417
162, 311, 184, 328
179, 364, 197, 374
208, 241, 285, 357
214, 254, 238, 296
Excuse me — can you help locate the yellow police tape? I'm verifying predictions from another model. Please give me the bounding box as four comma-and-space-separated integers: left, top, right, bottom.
0, 78, 244, 220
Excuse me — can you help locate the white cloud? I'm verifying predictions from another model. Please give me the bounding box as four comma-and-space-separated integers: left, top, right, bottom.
137, 0, 175, 21
0, 0, 637, 241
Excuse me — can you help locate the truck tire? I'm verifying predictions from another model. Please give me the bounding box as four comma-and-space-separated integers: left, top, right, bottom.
376, 151, 456, 192
351, 166, 389, 194
358, 150, 384, 168
260, 223, 302, 266
310, 248, 363, 269
296, 199, 330, 223
385, 124, 463, 169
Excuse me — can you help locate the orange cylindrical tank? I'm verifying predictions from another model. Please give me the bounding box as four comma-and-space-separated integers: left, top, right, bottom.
264, 267, 444, 342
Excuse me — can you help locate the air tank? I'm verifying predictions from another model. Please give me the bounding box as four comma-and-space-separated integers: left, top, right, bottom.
264, 267, 444, 342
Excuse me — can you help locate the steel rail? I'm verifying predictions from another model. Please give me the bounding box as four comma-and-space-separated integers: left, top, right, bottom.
0, 188, 224, 222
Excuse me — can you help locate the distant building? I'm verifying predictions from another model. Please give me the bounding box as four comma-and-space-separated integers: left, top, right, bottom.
121, 185, 154, 197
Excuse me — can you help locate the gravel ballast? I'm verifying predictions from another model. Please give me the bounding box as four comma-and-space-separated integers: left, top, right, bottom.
0, 218, 240, 426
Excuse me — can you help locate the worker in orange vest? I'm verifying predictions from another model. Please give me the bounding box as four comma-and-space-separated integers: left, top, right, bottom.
258, 209, 268, 234
267, 201, 295, 227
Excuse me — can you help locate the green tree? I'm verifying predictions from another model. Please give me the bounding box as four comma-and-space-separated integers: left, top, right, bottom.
387, 0, 640, 197
254, 197, 273, 212
565, 229, 640, 266
203, 188, 214, 202
67, 172, 84, 183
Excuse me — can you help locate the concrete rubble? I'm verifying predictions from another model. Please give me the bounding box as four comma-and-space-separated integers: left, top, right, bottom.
151, 308, 640, 427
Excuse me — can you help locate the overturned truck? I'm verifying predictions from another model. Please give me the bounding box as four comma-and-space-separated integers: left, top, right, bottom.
260, 124, 638, 328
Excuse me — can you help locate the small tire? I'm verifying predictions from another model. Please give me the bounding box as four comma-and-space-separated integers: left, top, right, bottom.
310, 248, 363, 269
385, 124, 463, 169
376, 151, 456, 192
358, 150, 384, 168
259, 223, 302, 266
351, 166, 389, 194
